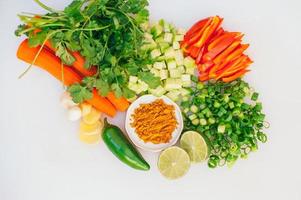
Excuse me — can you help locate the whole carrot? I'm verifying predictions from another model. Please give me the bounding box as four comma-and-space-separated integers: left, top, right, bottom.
17, 39, 116, 117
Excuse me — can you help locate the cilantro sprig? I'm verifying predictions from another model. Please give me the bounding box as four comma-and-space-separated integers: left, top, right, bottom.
16, 0, 158, 102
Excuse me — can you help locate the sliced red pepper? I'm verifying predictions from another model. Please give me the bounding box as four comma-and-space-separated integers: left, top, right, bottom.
222, 69, 250, 82
188, 46, 201, 58
225, 44, 249, 62
213, 40, 241, 64
207, 32, 240, 51
222, 60, 252, 77
184, 17, 211, 41
195, 47, 205, 64
202, 34, 237, 62
207, 27, 225, 44
199, 72, 209, 82
194, 16, 223, 48
208, 60, 230, 78
185, 18, 213, 47
215, 55, 249, 79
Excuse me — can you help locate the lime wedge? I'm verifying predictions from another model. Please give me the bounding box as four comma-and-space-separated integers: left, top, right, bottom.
158, 146, 190, 179
180, 131, 208, 163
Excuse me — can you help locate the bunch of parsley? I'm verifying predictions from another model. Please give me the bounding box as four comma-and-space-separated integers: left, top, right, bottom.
16, 0, 160, 103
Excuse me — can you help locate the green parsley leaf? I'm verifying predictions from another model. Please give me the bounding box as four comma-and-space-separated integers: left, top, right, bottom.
123, 87, 136, 99
95, 79, 110, 97
138, 71, 161, 89
111, 83, 122, 98
68, 84, 93, 103
28, 31, 48, 47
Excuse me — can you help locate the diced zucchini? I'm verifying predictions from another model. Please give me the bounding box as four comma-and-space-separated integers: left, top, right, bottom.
178, 66, 185, 73
141, 42, 157, 51
182, 80, 192, 87
144, 32, 153, 41
173, 41, 180, 50
181, 74, 191, 82
167, 60, 177, 69
151, 49, 161, 59
164, 33, 173, 43
183, 108, 189, 114
166, 90, 181, 101
155, 36, 165, 43
156, 55, 166, 61
160, 69, 168, 80
174, 50, 184, 66
128, 83, 140, 94
186, 67, 196, 75
159, 42, 170, 52
179, 88, 190, 96
184, 56, 196, 68
153, 61, 166, 70
169, 68, 181, 78
188, 114, 197, 121
150, 68, 160, 77
149, 85, 166, 97
164, 48, 175, 59
140, 22, 149, 31
165, 78, 182, 90
174, 34, 184, 42
137, 80, 149, 92
164, 22, 171, 32
151, 24, 163, 38
129, 76, 138, 83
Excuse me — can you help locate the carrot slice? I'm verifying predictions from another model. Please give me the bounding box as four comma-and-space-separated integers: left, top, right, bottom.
107, 92, 130, 112
17, 39, 116, 117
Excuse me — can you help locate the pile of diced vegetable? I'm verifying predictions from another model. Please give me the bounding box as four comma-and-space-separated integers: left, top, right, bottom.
128, 20, 197, 102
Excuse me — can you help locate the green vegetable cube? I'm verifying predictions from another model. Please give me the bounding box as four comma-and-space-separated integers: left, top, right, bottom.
184, 56, 196, 68
192, 119, 200, 126
174, 50, 184, 65
174, 34, 184, 42
218, 124, 226, 133
150, 68, 160, 77
190, 105, 199, 113
137, 80, 149, 92
189, 114, 197, 121
182, 80, 192, 87
166, 90, 181, 101
165, 78, 182, 90
178, 66, 186, 73
143, 32, 153, 41
182, 96, 189, 101
169, 69, 181, 78
164, 48, 175, 59
200, 118, 207, 126
155, 37, 165, 43
164, 33, 173, 43
181, 74, 191, 82
164, 22, 171, 32
173, 41, 180, 50
151, 49, 161, 59
129, 76, 138, 83
156, 56, 166, 62
153, 61, 166, 70
160, 69, 168, 80
159, 42, 170, 52
179, 88, 191, 96
151, 24, 163, 37
149, 85, 166, 97
186, 67, 195, 75
167, 60, 177, 69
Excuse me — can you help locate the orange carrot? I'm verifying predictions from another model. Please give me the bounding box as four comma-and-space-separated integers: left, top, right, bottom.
44, 40, 97, 77
87, 90, 117, 117
17, 39, 81, 86
17, 39, 116, 117
107, 92, 130, 112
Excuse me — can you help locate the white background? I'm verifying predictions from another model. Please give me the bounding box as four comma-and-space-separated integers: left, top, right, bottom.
1, 0, 301, 200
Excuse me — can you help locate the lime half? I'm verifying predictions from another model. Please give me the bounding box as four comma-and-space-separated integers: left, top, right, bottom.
158, 146, 191, 180
180, 131, 208, 163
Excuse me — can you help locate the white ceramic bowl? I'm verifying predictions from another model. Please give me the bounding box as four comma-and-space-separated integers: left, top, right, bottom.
125, 95, 183, 152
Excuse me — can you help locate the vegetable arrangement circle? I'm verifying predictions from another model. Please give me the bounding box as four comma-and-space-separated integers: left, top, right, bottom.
15, 0, 268, 179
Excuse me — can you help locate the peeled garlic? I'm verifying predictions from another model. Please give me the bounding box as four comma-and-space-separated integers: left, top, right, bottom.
60, 91, 77, 109
67, 106, 82, 121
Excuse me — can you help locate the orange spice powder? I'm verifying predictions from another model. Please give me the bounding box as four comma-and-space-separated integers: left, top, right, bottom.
131, 99, 178, 144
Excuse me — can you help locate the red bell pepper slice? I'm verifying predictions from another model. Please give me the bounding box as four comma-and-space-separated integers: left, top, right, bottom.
184, 17, 211, 41
213, 40, 241, 64
195, 47, 205, 64
207, 32, 241, 51
199, 72, 210, 82
188, 46, 201, 58
185, 18, 213, 47
194, 16, 223, 48
207, 27, 225, 44
215, 55, 249, 79
225, 44, 249, 62
222, 69, 250, 82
